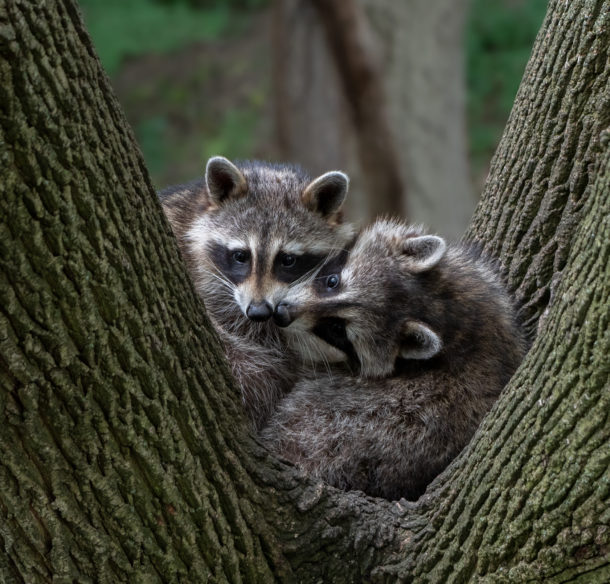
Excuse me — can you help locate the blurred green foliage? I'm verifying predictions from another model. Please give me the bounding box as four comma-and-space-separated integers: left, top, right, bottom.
78, 0, 269, 185
136, 116, 169, 174
467, 0, 548, 173
78, 0, 260, 76
157, 0, 268, 8
79, 0, 547, 187
202, 109, 259, 161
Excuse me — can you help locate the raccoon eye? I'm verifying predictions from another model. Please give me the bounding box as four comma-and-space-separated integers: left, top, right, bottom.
329, 319, 344, 333
280, 254, 297, 268
326, 274, 340, 289
231, 250, 250, 264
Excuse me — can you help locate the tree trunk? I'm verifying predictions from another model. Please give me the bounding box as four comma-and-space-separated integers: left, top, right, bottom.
309, 0, 405, 218
1, 0, 609, 582
273, 0, 473, 238
272, 0, 369, 219
361, 0, 474, 239
0, 1, 286, 581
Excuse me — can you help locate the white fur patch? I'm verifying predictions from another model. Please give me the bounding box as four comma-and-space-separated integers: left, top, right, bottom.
400, 322, 443, 360
283, 319, 347, 365
185, 217, 213, 249
282, 242, 306, 255
226, 238, 250, 250
186, 219, 249, 255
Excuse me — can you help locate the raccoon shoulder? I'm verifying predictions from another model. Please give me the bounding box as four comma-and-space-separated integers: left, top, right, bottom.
429, 243, 527, 384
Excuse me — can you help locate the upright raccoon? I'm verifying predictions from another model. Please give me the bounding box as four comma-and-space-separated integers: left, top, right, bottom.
159, 156, 354, 428
262, 219, 526, 500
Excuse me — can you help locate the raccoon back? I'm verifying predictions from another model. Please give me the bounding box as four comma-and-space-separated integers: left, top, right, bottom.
260, 364, 498, 500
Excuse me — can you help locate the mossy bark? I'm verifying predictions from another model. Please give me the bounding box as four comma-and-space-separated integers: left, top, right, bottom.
0, 1, 288, 581
465, 0, 610, 337
1, 0, 608, 583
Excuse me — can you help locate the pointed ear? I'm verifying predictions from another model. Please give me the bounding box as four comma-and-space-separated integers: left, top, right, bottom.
301, 171, 349, 219
401, 235, 446, 272
400, 322, 442, 360
205, 156, 247, 206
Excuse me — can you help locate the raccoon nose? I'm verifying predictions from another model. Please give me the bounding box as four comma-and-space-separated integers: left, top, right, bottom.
246, 301, 273, 322
273, 302, 294, 327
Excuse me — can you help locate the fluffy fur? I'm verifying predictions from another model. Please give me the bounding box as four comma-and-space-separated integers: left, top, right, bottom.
217, 329, 297, 430
261, 218, 527, 500
159, 156, 355, 428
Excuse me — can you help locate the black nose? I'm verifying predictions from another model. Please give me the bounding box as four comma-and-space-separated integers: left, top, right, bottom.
246, 301, 273, 322
273, 302, 293, 327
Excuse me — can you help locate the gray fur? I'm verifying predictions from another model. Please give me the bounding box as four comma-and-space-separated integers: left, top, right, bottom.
218, 328, 298, 430
159, 156, 354, 428
261, 218, 526, 500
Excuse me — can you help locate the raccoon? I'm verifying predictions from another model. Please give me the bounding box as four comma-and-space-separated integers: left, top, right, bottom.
261, 218, 526, 500
217, 328, 297, 430
159, 156, 355, 428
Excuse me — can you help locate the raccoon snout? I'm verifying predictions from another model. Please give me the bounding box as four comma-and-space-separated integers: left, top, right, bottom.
273, 302, 294, 327
246, 301, 273, 322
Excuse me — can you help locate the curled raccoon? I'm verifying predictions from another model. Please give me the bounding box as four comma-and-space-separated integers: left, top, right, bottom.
261, 219, 527, 500
159, 156, 354, 429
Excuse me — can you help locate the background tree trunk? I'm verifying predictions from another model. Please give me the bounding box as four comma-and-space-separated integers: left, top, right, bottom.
1, 0, 608, 582
360, 0, 474, 239
309, 0, 405, 218
273, 0, 474, 238
272, 0, 368, 217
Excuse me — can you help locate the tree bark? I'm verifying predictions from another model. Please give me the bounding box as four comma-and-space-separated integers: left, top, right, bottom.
1, 0, 609, 582
465, 0, 610, 337
0, 1, 286, 580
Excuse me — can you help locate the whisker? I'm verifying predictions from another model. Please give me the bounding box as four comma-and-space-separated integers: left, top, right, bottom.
200, 265, 235, 291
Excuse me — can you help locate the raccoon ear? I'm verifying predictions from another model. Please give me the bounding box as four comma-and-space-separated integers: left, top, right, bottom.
401, 235, 446, 272
205, 156, 247, 206
399, 321, 442, 360
302, 171, 349, 219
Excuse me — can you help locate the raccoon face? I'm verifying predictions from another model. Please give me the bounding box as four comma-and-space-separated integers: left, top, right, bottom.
273, 219, 446, 377
186, 157, 354, 331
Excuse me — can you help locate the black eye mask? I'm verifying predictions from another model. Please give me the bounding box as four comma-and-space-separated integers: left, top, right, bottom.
273, 252, 328, 283
313, 248, 350, 296
312, 317, 360, 371
207, 242, 252, 284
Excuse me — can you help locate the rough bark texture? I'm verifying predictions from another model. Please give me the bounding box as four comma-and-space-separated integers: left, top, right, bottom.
1, 0, 609, 582
376, 129, 610, 583
0, 1, 289, 581
465, 0, 610, 337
